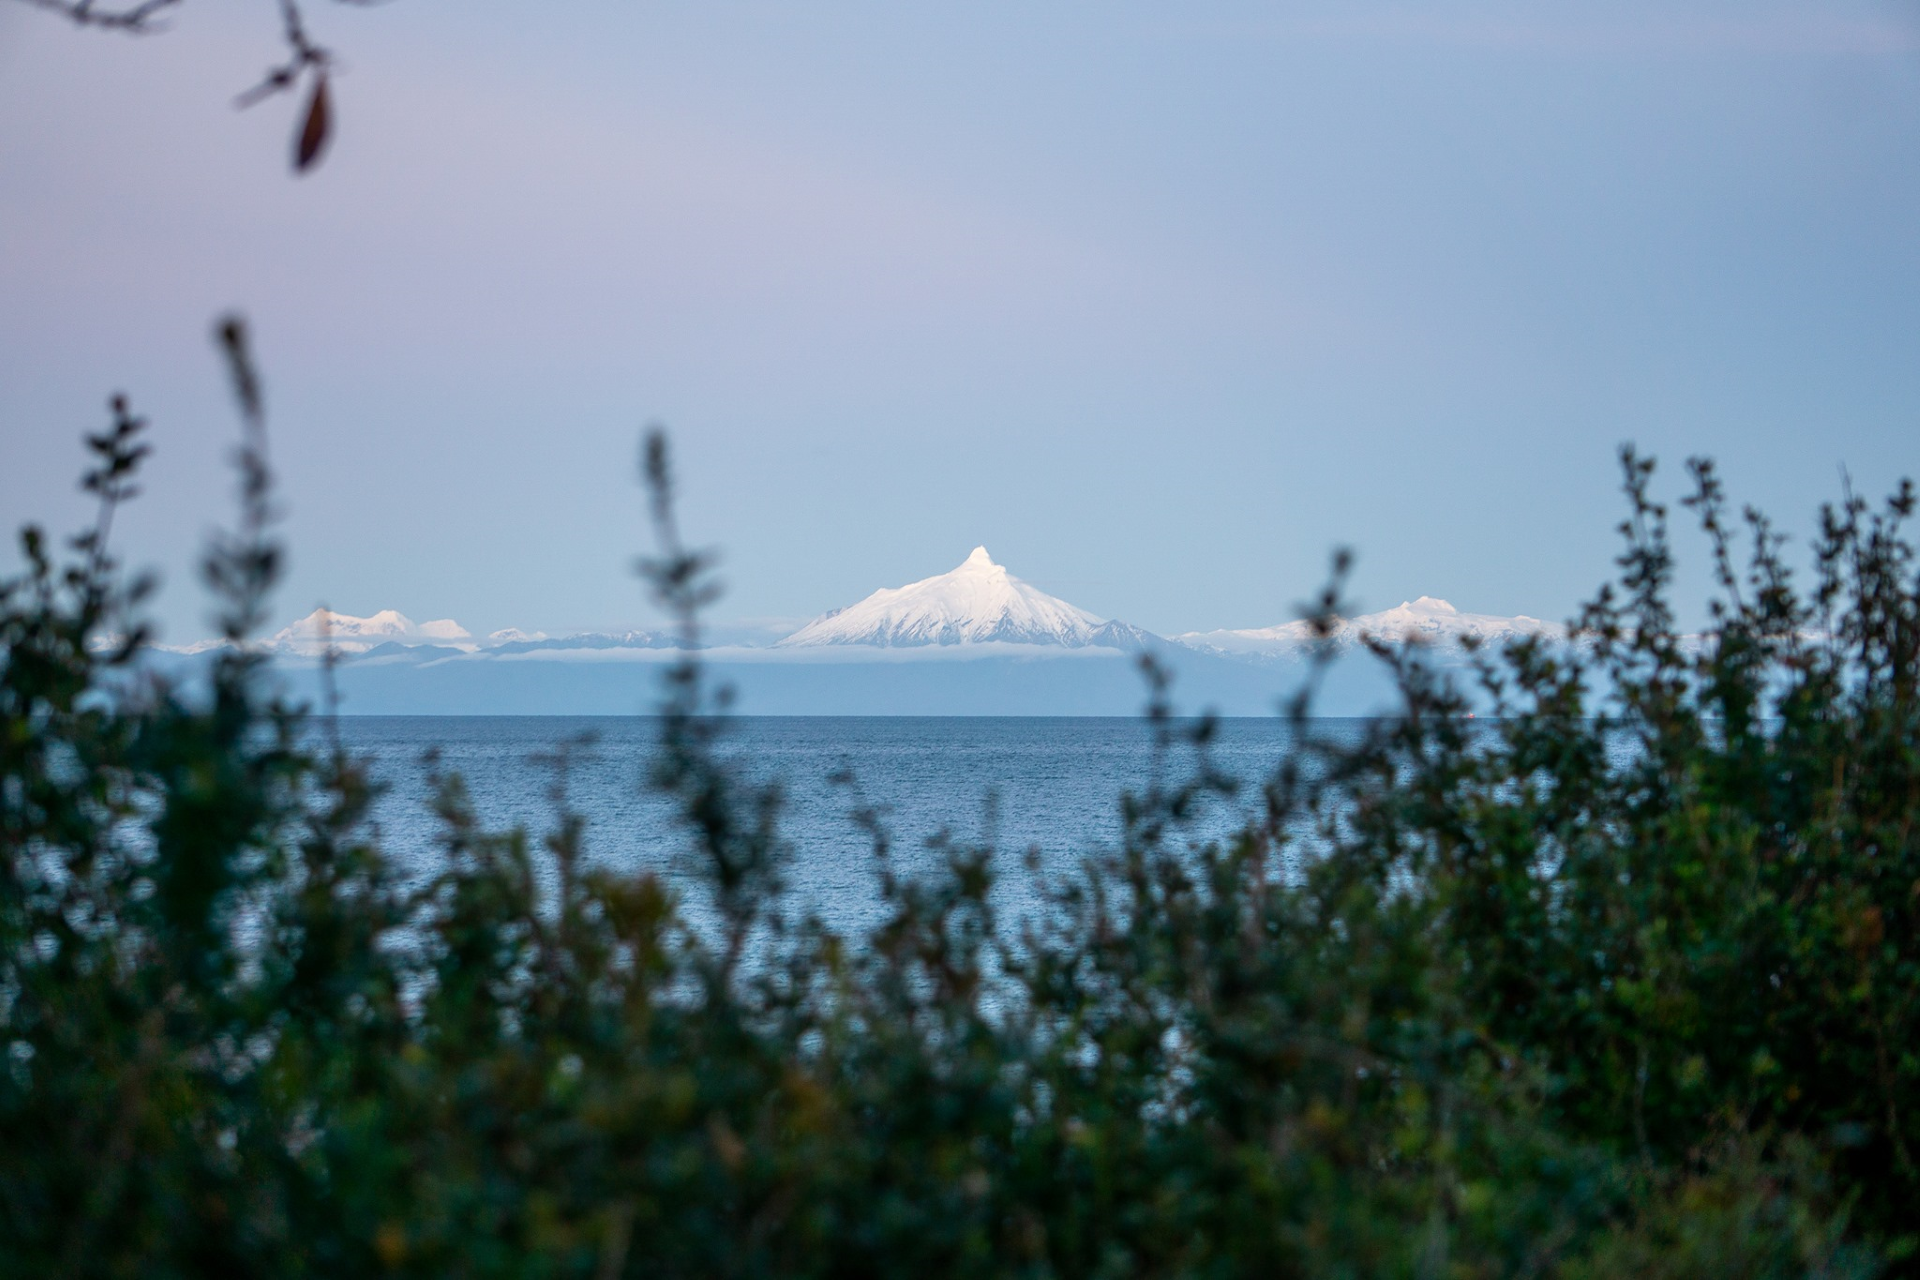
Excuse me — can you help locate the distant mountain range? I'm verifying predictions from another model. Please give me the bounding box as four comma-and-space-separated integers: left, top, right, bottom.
267, 608, 476, 655
148, 549, 1561, 714
1174, 596, 1557, 660
170, 552, 1549, 661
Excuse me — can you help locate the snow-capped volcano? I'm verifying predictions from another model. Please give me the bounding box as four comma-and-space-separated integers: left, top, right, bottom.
271, 608, 473, 655
1176, 597, 1554, 657
778, 547, 1154, 650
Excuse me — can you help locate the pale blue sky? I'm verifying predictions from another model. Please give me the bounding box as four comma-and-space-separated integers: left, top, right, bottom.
4, 1, 1918, 642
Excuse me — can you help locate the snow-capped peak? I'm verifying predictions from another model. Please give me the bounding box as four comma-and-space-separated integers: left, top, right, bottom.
270, 608, 474, 655
1174, 597, 1555, 657
778, 547, 1149, 649
486, 627, 550, 646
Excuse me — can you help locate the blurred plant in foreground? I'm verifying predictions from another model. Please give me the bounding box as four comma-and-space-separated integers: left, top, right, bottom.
3, 330, 1916, 1276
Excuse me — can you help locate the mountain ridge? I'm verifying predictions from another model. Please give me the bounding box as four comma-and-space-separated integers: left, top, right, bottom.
1175, 596, 1557, 658
777, 547, 1153, 650
159, 570, 1555, 666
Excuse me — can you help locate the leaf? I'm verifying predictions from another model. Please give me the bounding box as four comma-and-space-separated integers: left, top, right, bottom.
294, 72, 332, 174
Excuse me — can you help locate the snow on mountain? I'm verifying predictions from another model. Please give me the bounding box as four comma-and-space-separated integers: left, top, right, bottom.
270, 608, 474, 655
1175, 597, 1555, 657
778, 547, 1155, 651
158, 585, 1551, 675
157, 614, 685, 659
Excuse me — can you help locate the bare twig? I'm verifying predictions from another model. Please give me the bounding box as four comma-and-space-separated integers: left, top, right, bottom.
16, 0, 386, 171
232, 0, 331, 109
16, 0, 183, 33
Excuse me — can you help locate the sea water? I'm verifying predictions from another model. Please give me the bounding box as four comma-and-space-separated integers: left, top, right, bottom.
334, 716, 1333, 934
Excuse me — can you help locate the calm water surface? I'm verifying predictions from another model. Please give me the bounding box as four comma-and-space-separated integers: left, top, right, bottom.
336, 716, 1338, 932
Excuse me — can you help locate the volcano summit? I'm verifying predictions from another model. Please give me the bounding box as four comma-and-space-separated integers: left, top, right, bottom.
776, 547, 1153, 651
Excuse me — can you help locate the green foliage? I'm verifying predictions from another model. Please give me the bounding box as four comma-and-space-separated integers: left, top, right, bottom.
4, 348, 1918, 1274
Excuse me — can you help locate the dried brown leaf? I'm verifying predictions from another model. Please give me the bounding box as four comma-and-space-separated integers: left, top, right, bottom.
294, 72, 331, 173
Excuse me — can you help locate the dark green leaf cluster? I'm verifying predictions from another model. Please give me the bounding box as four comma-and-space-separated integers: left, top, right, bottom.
4, 375, 1916, 1274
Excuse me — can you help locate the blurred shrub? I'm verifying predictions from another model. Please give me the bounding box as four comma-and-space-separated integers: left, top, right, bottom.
4, 349, 1917, 1275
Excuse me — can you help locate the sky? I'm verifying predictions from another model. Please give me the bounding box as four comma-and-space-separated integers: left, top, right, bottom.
3, 0, 1919, 644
